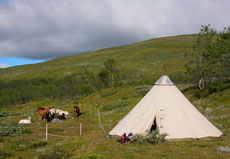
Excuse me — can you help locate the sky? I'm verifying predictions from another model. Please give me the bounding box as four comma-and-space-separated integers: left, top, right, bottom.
0, 0, 230, 68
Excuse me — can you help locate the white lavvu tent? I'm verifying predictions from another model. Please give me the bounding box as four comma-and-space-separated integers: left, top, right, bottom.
109, 75, 223, 139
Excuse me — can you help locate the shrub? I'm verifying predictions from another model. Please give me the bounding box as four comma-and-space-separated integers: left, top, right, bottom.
100, 91, 117, 98
38, 146, 72, 159
0, 150, 11, 158
208, 80, 230, 93
0, 122, 30, 136
115, 99, 130, 108
133, 85, 152, 97
30, 141, 48, 149
136, 129, 167, 144
102, 104, 115, 112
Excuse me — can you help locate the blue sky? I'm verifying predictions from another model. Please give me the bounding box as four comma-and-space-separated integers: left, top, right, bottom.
0, 0, 230, 68
0, 57, 46, 68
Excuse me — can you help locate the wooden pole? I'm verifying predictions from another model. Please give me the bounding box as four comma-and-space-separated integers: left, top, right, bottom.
97, 109, 101, 128
19, 127, 22, 140
164, 63, 167, 75
97, 109, 106, 134
46, 124, 48, 140
80, 123, 82, 138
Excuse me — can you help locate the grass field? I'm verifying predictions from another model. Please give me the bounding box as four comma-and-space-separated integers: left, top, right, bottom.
0, 34, 194, 81
0, 34, 229, 158
0, 85, 229, 159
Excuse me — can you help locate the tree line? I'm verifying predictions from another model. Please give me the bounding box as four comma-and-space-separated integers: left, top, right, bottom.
0, 58, 119, 106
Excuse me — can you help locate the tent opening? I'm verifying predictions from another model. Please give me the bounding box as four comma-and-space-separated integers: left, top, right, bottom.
150, 117, 157, 131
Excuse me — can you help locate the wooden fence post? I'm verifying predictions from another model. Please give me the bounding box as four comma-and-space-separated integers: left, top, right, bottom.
80, 123, 82, 139
19, 127, 22, 140
97, 109, 101, 128
46, 124, 48, 140
97, 109, 106, 134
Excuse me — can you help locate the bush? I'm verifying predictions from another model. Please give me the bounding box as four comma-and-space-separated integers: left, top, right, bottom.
133, 85, 152, 97
208, 80, 230, 93
38, 146, 72, 159
30, 141, 48, 149
0, 122, 30, 136
102, 104, 115, 112
136, 129, 167, 144
0, 150, 11, 158
115, 99, 130, 108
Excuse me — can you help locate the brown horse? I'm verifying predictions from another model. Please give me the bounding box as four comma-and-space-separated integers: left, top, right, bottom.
56, 113, 66, 120
37, 107, 50, 120
74, 106, 81, 117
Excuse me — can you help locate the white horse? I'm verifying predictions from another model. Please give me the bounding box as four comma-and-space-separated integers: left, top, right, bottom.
50, 108, 69, 116
19, 116, 32, 124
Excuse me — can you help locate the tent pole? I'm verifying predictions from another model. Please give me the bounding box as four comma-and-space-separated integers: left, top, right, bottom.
164, 63, 167, 75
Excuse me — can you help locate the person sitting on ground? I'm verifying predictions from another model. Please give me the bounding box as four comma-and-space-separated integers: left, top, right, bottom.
127, 132, 134, 142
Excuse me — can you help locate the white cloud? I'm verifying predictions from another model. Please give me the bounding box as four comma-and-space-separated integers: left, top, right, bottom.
0, 63, 9, 68
0, 0, 230, 59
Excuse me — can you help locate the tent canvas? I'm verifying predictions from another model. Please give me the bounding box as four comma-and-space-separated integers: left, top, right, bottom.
109, 75, 223, 139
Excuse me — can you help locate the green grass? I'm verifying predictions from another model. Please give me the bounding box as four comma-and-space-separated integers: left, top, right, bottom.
0, 86, 229, 159
0, 34, 229, 158
0, 34, 194, 81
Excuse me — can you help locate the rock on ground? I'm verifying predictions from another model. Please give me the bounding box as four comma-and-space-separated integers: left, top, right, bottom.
205, 107, 213, 115
216, 146, 230, 152
51, 118, 63, 124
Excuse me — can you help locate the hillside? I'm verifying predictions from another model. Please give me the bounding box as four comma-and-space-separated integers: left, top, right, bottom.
0, 86, 229, 159
0, 34, 194, 81
0, 34, 229, 159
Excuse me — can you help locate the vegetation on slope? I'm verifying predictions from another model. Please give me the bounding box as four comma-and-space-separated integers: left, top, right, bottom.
0, 86, 229, 159
0, 35, 194, 107
0, 27, 230, 158
0, 34, 194, 81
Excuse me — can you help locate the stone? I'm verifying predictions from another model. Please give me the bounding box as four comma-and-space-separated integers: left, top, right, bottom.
207, 115, 217, 120
19, 144, 25, 147
216, 105, 224, 110
220, 114, 230, 120
205, 108, 212, 115
197, 106, 202, 110
36, 149, 46, 152
194, 101, 201, 105
216, 146, 230, 152
221, 108, 230, 112
51, 118, 63, 124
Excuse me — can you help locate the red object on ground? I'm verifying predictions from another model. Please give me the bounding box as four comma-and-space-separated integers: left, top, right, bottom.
122, 134, 125, 143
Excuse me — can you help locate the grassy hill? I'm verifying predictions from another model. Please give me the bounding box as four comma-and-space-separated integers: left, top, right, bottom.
0, 34, 229, 159
0, 86, 229, 159
0, 34, 194, 81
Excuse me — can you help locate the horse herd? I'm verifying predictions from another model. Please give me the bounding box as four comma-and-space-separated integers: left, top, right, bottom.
18, 105, 81, 124
37, 106, 81, 122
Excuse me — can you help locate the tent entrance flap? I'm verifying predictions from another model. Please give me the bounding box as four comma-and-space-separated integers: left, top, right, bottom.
150, 117, 157, 131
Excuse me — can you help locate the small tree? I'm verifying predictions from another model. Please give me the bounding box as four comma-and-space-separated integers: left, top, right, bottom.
99, 58, 116, 88
186, 25, 230, 91
98, 68, 109, 87
79, 69, 99, 94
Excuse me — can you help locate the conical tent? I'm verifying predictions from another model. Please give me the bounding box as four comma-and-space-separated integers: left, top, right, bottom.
109, 75, 223, 139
